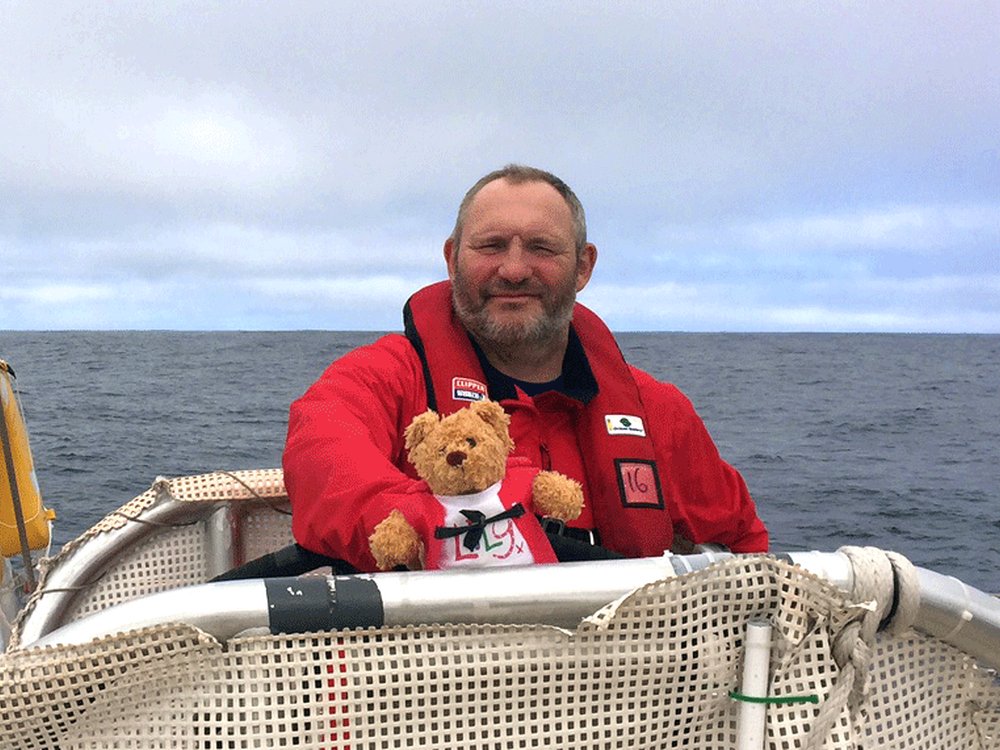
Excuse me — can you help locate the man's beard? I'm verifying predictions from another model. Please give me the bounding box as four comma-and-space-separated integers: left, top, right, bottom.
451, 267, 577, 349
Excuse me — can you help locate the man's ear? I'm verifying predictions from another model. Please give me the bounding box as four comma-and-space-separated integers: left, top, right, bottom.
405, 410, 440, 453
443, 238, 457, 280
575, 242, 597, 292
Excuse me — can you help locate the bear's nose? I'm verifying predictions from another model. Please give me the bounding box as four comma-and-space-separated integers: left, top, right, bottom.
446, 450, 466, 467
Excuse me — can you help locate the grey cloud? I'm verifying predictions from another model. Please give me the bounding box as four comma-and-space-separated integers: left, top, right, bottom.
1, 2, 997, 330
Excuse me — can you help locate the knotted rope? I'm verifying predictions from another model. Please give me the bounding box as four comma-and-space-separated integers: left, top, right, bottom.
801, 546, 920, 749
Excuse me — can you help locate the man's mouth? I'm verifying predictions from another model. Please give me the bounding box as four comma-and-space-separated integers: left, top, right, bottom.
490, 293, 536, 302
486, 287, 542, 304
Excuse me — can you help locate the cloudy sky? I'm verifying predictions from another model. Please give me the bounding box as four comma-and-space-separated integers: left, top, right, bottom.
2, 1, 998, 332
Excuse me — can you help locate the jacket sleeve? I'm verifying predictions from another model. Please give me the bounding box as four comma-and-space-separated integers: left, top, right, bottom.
631, 367, 769, 553
282, 334, 444, 571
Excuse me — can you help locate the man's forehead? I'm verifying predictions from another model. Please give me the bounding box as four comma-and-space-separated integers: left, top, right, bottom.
465, 179, 574, 235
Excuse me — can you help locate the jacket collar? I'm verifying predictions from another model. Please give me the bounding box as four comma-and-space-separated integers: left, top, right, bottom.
469, 326, 599, 405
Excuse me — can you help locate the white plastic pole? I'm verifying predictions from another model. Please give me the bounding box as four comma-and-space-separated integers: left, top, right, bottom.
736, 618, 772, 750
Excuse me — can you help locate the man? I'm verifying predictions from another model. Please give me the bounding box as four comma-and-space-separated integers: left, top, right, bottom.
284, 165, 768, 572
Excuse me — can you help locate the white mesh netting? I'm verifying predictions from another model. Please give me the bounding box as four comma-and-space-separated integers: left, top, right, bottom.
2, 471, 999, 748
2, 557, 999, 749
11, 470, 294, 637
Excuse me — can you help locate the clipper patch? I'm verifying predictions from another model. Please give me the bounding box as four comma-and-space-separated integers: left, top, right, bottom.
615, 459, 664, 509
605, 414, 646, 437
452, 377, 488, 402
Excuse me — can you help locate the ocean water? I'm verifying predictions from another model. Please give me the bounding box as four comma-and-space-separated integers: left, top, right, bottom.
2, 331, 998, 593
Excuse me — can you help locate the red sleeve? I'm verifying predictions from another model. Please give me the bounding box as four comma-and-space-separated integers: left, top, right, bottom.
282, 334, 444, 571
631, 367, 769, 553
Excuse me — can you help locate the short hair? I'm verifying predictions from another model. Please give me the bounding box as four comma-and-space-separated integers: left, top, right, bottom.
450, 164, 588, 253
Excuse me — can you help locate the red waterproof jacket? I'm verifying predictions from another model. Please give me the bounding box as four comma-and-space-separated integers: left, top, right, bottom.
284, 283, 768, 572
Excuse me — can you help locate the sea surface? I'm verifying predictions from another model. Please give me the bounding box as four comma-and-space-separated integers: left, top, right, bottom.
2, 331, 998, 593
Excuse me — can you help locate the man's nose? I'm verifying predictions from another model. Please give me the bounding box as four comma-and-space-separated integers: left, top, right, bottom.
496, 243, 531, 282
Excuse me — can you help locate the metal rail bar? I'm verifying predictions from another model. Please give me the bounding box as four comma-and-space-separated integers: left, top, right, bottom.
24, 551, 1000, 674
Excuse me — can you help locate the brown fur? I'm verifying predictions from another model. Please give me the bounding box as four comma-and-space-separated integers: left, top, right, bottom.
369, 509, 423, 570
368, 400, 584, 570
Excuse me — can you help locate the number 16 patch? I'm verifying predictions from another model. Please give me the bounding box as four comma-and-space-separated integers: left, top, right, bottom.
614, 459, 664, 509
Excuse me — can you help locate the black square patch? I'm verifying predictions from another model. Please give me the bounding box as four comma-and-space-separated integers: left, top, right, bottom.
614, 458, 664, 509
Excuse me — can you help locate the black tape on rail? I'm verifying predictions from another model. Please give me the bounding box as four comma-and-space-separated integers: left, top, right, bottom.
264, 576, 384, 634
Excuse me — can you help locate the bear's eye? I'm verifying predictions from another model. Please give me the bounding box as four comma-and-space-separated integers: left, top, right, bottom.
466, 437, 477, 448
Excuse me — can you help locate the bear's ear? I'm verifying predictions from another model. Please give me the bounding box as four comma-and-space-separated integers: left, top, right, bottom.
405, 410, 440, 452
470, 400, 514, 451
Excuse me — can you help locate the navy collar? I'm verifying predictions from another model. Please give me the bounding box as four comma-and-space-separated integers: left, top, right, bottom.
469, 327, 599, 404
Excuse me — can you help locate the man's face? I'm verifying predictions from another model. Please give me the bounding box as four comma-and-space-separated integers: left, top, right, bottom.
444, 179, 595, 348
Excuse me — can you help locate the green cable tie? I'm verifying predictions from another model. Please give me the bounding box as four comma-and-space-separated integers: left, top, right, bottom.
728, 689, 819, 705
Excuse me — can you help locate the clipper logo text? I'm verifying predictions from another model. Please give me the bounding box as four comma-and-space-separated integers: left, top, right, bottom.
452, 377, 488, 402
605, 414, 646, 437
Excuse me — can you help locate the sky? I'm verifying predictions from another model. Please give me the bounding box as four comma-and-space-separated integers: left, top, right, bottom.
2, 1, 998, 332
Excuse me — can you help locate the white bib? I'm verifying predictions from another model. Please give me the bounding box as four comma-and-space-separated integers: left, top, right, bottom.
435, 481, 537, 569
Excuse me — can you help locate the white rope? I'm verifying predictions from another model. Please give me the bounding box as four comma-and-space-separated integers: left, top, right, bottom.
801, 546, 921, 748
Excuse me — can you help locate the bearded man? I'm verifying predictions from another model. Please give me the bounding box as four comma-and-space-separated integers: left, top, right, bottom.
284, 165, 768, 572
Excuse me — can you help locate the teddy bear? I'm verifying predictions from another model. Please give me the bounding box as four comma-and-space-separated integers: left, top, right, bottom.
368, 399, 584, 571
